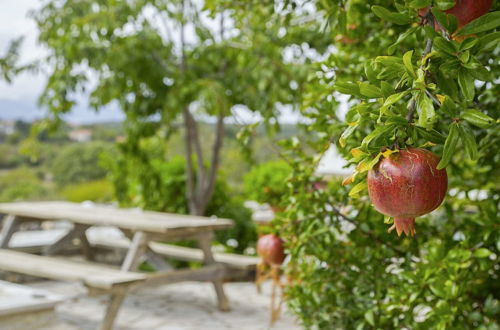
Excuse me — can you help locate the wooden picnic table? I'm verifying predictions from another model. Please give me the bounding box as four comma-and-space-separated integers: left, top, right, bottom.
0, 201, 234, 330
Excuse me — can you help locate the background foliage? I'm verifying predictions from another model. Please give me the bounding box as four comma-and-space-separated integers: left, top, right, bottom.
243, 160, 292, 208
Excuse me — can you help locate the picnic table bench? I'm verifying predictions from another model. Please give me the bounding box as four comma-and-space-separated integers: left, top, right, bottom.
0, 201, 237, 330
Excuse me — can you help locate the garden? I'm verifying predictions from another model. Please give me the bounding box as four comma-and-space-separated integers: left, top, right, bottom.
0, 0, 499, 329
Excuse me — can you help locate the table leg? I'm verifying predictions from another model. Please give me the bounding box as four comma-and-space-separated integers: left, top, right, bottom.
43, 224, 90, 256
99, 287, 127, 330
121, 231, 148, 271
119, 229, 171, 271
0, 215, 18, 248
198, 233, 230, 311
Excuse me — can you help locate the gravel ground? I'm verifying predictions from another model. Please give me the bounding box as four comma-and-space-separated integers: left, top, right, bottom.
27, 280, 301, 330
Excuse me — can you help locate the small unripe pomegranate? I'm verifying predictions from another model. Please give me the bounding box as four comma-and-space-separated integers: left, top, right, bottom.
367, 148, 448, 236
257, 234, 285, 266
419, 0, 493, 31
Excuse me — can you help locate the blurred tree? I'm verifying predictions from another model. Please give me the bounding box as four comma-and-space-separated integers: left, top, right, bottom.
0, 37, 23, 82
50, 142, 114, 186
32, 0, 324, 215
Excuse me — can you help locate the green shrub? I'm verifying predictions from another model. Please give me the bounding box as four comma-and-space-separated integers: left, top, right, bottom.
243, 160, 291, 208
50, 142, 114, 186
61, 179, 114, 203
0, 168, 56, 202
104, 153, 257, 253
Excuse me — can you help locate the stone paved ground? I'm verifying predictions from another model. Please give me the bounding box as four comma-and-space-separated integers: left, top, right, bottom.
28, 281, 301, 330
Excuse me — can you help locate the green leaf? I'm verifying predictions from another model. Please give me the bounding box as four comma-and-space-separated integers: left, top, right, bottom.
403, 50, 416, 77
435, 0, 455, 10
409, 0, 431, 8
458, 125, 478, 161
349, 181, 367, 198
476, 32, 500, 52
339, 124, 357, 148
359, 82, 383, 98
457, 12, 500, 36
474, 248, 492, 258
457, 69, 475, 101
335, 81, 360, 96
437, 123, 459, 169
461, 109, 495, 128
415, 126, 446, 144
380, 91, 409, 116
361, 124, 396, 147
431, 8, 458, 33
433, 37, 456, 55
388, 27, 418, 54
364, 309, 375, 327
440, 96, 459, 117
458, 38, 478, 51
436, 71, 458, 99
371, 6, 413, 25
416, 92, 435, 129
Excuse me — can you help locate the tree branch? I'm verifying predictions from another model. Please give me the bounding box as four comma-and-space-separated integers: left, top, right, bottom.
183, 107, 197, 213
188, 111, 206, 203
179, 0, 198, 214
201, 111, 225, 212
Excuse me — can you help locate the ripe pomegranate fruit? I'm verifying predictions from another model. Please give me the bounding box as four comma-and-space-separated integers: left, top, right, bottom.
419, 0, 493, 31
257, 234, 285, 266
367, 148, 448, 236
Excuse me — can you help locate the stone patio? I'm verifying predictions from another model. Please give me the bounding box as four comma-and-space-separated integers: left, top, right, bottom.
25, 280, 300, 330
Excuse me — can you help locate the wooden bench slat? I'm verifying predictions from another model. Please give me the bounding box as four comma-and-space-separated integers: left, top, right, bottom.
89, 237, 260, 270
0, 250, 146, 290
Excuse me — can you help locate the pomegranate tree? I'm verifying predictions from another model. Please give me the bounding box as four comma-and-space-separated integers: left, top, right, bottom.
367, 148, 448, 236
257, 234, 286, 266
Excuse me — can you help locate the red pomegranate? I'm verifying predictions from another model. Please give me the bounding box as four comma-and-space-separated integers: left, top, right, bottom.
257, 234, 285, 266
367, 148, 448, 236
419, 0, 493, 31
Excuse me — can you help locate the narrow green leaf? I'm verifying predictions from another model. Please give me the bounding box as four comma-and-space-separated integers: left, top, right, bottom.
474, 248, 492, 258
380, 91, 408, 116
435, 0, 455, 10
415, 126, 446, 144
403, 50, 416, 77
349, 181, 367, 198
457, 69, 475, 101
388, 27, 418, 54
416, 92, 435, 129
458, 38, 478, 51
458, 125, 478, 161
433, 37, 456, 55
364, 309, 375, 327
476, 32, 500, 52
431, 8, 458, 33
457, 12, 500, 36
361, 124, 396, 147
440, 96, 459, 117
339, 125, 357, 147
372, 6, 413, 25
359, 82, 383, 98
437, 123, 459, 169
462, 109, 495, 128
335, 81, 360, 96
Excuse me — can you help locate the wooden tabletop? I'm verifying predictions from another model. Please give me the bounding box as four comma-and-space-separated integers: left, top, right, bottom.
0, 202, 233, 234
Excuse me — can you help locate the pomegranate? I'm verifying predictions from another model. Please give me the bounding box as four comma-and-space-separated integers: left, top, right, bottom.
367, 148, 448, 236
419, 0, 493, 31
257, 234, 286, 266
